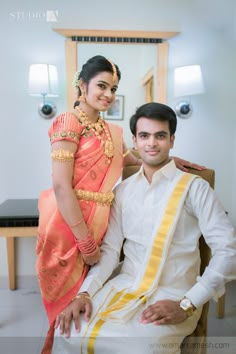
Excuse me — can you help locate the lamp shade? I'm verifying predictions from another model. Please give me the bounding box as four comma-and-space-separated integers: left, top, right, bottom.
28, 64, 58, 97
174, 65, 205, 97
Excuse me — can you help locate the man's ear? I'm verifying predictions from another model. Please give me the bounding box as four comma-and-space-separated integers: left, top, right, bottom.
170, 135, 175, 149
132, 135, 137, 149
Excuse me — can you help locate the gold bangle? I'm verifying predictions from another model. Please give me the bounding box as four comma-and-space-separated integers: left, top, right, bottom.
71, 292, 91, 302
70, 218, 84, 227
51, 149, 74, 162
123, 149, 131, 158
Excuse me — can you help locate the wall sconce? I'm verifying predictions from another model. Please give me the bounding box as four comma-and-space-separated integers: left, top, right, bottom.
28, 64, 58, 119
174, 65, 205, 118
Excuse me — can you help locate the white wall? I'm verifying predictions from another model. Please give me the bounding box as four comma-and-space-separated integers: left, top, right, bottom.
0, 0, 235, 282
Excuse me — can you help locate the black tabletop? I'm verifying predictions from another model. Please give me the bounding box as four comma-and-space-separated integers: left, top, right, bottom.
0, 199, 39, 227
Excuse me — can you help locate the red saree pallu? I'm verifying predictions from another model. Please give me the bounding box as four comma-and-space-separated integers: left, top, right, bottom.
36, 113, 123, 327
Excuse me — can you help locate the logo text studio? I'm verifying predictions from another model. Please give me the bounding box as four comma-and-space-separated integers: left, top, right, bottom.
9, 10, 58, 22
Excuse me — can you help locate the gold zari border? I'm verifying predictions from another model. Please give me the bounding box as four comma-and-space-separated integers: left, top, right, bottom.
75, 189, 114, 206
50, 131, 80, 143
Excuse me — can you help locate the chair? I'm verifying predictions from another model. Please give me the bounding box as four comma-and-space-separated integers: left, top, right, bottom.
122, 154, 224, 354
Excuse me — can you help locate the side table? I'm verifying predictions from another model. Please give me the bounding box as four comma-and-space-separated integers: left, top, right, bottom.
0, 199, 39, 290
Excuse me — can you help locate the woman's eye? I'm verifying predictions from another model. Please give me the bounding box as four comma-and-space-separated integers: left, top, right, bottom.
98, 84, 106, 89
111, 88, 117, 93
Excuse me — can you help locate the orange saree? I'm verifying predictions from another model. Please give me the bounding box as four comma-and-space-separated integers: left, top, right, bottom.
36, 112, 123, 328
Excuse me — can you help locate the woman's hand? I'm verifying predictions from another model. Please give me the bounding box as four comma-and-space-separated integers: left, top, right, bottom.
82, 246, 101, 266
55, 293, 92, 338
172, 156, 206, 172
76, 234, 101, 265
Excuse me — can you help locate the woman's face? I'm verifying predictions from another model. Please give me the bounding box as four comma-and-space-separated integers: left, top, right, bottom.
83, 71, 119, 112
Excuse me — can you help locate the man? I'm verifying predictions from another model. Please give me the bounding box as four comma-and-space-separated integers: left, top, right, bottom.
52, 102, 236, 354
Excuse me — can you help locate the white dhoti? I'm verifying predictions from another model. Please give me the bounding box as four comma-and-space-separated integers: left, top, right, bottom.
52, 275, 201, 354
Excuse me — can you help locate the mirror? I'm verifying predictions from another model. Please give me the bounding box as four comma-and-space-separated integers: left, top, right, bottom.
53, 29, 179, 110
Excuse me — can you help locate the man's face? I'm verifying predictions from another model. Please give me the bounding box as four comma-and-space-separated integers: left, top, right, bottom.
132, 117, 175, 170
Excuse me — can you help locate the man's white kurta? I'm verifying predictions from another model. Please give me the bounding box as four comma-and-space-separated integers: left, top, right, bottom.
53, 160, 236, 354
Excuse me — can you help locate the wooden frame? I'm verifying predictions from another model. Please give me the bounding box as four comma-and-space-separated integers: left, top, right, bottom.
103, 95, 124, 120
142, 67, 154, 103
53, 29, 179, 110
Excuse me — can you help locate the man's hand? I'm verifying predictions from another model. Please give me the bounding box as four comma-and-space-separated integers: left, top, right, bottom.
54, 293, 92, 338
139, 299, 188, 326
171, 156, 206, 172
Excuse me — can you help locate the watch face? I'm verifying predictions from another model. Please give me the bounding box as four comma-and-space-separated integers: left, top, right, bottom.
180, 297, 194, 317
180, 298, 192, 310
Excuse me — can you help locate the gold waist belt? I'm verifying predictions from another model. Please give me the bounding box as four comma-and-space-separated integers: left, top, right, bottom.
75, 189, 114, 206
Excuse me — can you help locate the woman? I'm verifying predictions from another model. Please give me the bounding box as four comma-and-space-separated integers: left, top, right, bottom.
36, 55, 204, 353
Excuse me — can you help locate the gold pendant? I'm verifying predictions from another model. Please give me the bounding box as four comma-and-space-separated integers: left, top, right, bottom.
104, 140, 114, 158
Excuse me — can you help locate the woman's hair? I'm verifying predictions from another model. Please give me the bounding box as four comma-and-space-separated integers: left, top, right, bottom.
130, 102, 177, 136
74, 55, 121, 107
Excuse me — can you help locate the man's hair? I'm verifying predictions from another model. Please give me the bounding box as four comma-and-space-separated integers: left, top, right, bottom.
130, 102, 177, 136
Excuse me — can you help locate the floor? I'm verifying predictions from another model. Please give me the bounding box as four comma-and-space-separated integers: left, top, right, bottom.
0, 281, 236, 354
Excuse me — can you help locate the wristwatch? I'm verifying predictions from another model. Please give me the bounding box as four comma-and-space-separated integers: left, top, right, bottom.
179, 297, 195, 317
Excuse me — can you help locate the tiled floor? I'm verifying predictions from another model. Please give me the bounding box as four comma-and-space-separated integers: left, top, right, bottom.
0, 281, 236, 354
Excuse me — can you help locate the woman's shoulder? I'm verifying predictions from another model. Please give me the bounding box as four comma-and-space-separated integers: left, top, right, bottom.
48, 111, 83, 143
49, 111, 81, 132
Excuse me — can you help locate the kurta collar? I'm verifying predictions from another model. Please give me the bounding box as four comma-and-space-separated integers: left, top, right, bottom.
135, 159, 178, 184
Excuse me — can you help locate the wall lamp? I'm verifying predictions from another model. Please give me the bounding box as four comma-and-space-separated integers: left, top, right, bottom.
28, 64, 58, 119
174, 65, 205, 118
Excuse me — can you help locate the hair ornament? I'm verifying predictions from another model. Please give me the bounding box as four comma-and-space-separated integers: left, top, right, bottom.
107, 58, 118, 82
73, 71, 80, 87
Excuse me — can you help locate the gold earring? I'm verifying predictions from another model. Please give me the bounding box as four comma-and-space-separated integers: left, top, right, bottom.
78, 93, 86, 102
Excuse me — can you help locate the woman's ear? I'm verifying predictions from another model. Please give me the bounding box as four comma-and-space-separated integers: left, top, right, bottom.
79, 79, 85, 92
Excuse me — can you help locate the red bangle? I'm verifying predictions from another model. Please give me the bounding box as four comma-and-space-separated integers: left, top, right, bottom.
75, 233, 97, 255
82, 246, 99, 257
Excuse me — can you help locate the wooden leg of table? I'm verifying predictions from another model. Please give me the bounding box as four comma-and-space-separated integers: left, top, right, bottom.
6, 237, 16, 290
217, 294, 225, 318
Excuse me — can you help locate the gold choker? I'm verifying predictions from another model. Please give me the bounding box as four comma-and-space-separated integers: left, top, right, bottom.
74, 107, 114, 164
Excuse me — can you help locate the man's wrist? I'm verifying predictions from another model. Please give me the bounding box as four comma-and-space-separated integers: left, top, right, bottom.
179, 297, 196, 317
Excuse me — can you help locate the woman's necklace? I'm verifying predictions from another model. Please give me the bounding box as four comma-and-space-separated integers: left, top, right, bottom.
75, 107, 114, 164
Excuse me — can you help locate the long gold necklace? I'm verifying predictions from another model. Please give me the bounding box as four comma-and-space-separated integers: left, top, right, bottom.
75, 107, 114, 164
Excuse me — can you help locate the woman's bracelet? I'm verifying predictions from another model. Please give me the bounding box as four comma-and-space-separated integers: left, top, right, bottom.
82, 246, 99, 257
70, 218, 84, 227
75, 233, 97, 255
